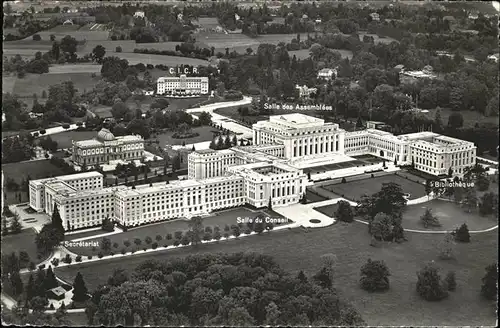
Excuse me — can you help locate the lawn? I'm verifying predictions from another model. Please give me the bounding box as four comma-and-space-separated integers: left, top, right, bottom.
288, 49, 311, 59
403, 200, 498, 231
20, 30, 110, 42
64, 207, 277, 256
304, 189, 329, 203
152, 125, 221, 147
424, 107, 498, 128
322, 174, 426, 201
55, 221, 498, 326
1, 228, 42, 268
48, 64, 102, 74
78, 40, 137, 54
48, 130, 97, 149
12, 71, 100, 97
314, 203, 339, 218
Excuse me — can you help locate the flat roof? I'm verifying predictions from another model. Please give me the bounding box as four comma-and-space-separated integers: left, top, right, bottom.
74, 139, 102, 147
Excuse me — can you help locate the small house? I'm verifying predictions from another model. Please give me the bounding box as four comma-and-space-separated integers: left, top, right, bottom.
47, 286, 66, 301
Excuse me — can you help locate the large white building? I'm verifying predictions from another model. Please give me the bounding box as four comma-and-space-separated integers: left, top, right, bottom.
72, 128, 145, 166
30, 113, 476, 230
156, 75, 209, 96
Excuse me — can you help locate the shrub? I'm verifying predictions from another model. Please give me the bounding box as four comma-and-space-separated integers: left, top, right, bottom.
51, 258, 59, 266
173, 239, 180, 247
87, 255, 92, 260
174, 231, 183, 240
62, 123, 70, 129
205, 226, 213, 234
481, 263, 498, 300
181, 235, 190, 246
214, 226, 220, 233
223, 232, 230, 239
143, 248, 147, 252
40, 129, 46, 135
116, 46, 122, 52
113, 242, 119, 249
121, 248, 126, 255
420, 208, 441, 228
75, 255, 82, 262
33, 34, 41, 41
152, 242, 158, 249
371, 174, 374, 178
98, 252, 104, 259
155, 235, 162, 242
438, 234, 455, 260
165, 233, 172, 240
360, 259, 390, 292
224, 224, 230, 232
33, 132, 39, 137
335, 200, 354, 223
444, 271, 456, 291
49, 304, 54, 310
416, 262, 448, 301
341, 177, 347, 183
453, 223, 470, 243
145, 236, 152, 244
38, 264, 46, 270
214, 230, 222, 241
203, 232, 212, 241
63, 254, 72, 264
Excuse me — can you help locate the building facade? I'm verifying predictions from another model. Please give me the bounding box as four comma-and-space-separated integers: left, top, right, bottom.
72, 128, 145, 166
31, 113, 476, 231
156, 75, 209, 96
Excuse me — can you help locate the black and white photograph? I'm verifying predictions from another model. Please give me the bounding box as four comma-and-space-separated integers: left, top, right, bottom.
1, 0, 498, 326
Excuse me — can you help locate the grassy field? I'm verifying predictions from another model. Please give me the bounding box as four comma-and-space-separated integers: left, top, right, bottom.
288, 49, 311, 59
424, 107, 499, 128
195, 17, 220, 29
2, 160, 66, 184
11, 71, 100, 97
403, 200, 498, 231
48, 130, 97, 149
322, 174, 426, 201
152, 125, 220, 147
1, 228, 41, 268
48, 64, 101, 74
109, 52, 209, 66
47, 24, 82, 33
65, 207, 275, 256
79, 40, 137, 54
2, 75, 17, 93
55, 220, 498, 326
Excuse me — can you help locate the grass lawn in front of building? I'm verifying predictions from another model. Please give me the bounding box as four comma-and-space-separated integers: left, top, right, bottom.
64, 207, 282, 256
55, 221, 498, 326
47, 130, 98, 150
322, 174, 426, 202
152, 125, 221, 147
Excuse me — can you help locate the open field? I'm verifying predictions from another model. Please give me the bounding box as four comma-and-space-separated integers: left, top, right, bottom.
11, 71, 100, 97
2, 75, 17, 93
47, 24, 82, 33
79, 40, 136, 54
197, 32, 312, 53
109, 52, 209, 66
65, 207, 278, 256
55, 221, 498, 326
48, 131, 98, 149
194, 17, 220, 29
20, 30, 110, 42
48, 64, 101, 74
1, 228, 43, 268
423, 107, 499, 128
322, 174, 426, 201
288, 49, 311, 59
152, 125, 221, 147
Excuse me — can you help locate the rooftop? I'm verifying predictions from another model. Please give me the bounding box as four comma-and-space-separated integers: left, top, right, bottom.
270, 113, 323, 125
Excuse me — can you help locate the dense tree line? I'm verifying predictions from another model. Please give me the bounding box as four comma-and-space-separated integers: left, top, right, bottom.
85, 253, 365, 326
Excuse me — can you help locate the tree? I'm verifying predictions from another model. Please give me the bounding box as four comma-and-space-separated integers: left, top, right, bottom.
10, 271, 24, 296
481, 263, 498, 300
36, 224, 64, 254
476, 175, 490, 191
101, 218, 114, 232
420, 208, 441, 228
1, 216, 9, 236
145, 236, 153, 245
438, 233, 455, 260
463, 189, 477, 213
359, 259, 390, 292
44, 266, 58, 290
479, 192, 499, 216
444, 271, 456, 291
33, 34, 41, 41
51, 204, 64, 233
30, 296, 49, 312
447, 112, 464, 129
416, 262, 448, 301
312, 267, 332, 289
453, 223, 470, 243
370, 213, 392, 242
107, 269, 129, 287
267, 197, 273, 210
10, 213, 23, 234
335, 200, 354, 223
188, 216, 204, 246
101, 237, 112, 252
72, 272, 89, 302
26, 274, 35, 301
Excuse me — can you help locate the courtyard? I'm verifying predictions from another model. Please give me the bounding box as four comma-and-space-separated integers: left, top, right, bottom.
64, 207, 287, 256
321, 174, 426, 201
55, 220, 498, 326
152, 125, 221, 148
